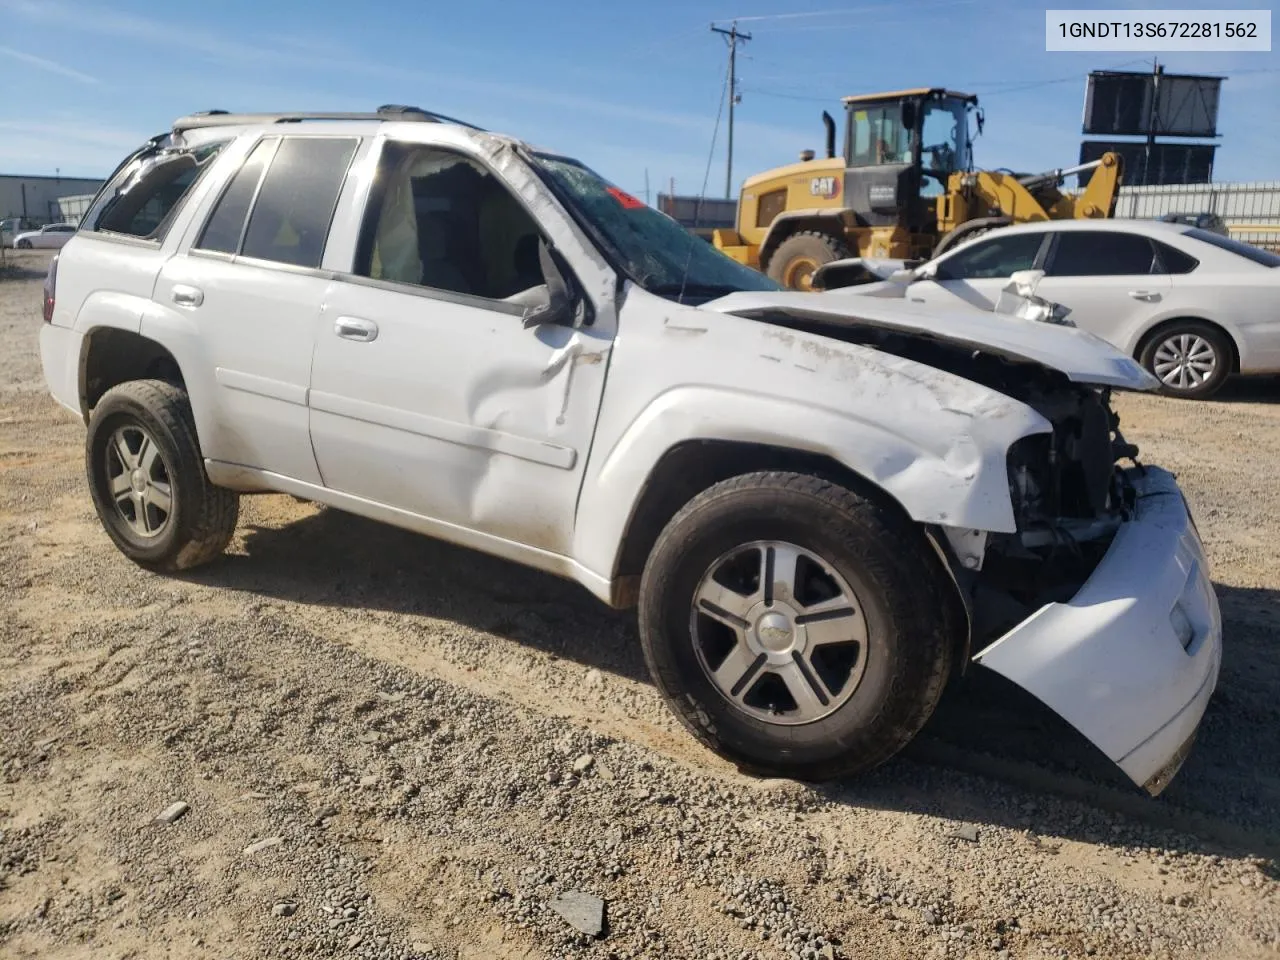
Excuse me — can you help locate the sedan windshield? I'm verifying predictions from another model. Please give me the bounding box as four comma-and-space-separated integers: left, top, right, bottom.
533, 153, 781, 301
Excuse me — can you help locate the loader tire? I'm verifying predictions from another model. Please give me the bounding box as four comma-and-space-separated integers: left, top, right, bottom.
767, 231, 849, 290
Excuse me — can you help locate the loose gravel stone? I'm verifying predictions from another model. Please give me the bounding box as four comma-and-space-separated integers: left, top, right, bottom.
154, 801, 190, 825
550, 891, 606, 937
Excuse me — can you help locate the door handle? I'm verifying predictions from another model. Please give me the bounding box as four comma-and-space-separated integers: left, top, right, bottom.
334, 316, 378, 342
171, 284, 204, 307
1128, 290, 1160, 302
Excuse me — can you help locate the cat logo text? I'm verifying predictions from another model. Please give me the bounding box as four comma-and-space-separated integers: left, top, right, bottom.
809, 176, 841, 200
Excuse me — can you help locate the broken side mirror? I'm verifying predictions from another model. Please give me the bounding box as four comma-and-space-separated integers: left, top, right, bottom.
1006, 269, 1045, 300
522, 240, 578, 329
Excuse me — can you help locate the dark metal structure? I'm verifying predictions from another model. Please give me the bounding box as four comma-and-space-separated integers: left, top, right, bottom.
1080, 66, 1222, 186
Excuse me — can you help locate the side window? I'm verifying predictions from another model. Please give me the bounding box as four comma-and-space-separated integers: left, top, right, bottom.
1153, 240, 1200, 275
355, 142, 547, 301
1048, 232, 1156, 277
239, 137, 359, 268
936, 233, 1045, 281
848, 106, 909, 167
195, 138, 277, 255
87, 142, 225, 241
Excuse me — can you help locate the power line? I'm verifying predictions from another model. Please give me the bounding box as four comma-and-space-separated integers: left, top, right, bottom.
711, 21, 752, 199
678, 57, 732, 302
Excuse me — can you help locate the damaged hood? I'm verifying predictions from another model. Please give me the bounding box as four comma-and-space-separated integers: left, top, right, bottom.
705, 291, 1158, 391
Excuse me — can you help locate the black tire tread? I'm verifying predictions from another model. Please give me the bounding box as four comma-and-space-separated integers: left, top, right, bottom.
88, 379, 238, 571
639, 470, 957, 781
1137, 320, 1233, 400
767, 231, 850, 286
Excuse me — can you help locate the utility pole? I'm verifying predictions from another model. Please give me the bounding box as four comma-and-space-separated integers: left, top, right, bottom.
1144, 58, 1163, 187
711, 21, 751, 200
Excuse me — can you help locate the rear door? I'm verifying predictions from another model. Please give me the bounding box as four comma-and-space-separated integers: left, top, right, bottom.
906, 230, 1050, 310
1033, 230, 1171, 345
151, 134, 362, 485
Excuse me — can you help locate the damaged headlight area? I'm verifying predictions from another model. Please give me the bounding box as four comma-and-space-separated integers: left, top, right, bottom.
971, 384, 1142, 645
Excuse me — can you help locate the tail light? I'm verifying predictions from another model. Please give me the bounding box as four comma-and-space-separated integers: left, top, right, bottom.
42, 254, 58, 324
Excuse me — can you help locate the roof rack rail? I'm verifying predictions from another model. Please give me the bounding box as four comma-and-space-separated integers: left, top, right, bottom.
171, 105, 482, 135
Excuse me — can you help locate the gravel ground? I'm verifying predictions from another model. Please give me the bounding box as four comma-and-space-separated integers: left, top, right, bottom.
1, 248, 1278, 960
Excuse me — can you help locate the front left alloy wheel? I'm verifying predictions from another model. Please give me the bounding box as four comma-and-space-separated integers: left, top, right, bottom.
639, 471, 960, 781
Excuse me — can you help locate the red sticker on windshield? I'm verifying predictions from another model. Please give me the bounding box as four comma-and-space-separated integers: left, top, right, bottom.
607, 187, 645, 209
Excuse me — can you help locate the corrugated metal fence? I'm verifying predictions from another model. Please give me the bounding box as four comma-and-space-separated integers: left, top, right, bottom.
1113, 181, 1280, 250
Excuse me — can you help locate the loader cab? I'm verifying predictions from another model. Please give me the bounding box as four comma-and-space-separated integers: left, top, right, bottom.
842, 89, 977, 234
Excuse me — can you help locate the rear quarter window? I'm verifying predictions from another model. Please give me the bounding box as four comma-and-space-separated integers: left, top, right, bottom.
84, 142, 226, 242
1185, 228, 1280, 268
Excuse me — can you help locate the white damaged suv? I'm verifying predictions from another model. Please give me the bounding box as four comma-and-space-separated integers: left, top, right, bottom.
39, 106, 1221, 793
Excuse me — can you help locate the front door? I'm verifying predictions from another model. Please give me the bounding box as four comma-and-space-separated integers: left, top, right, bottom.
307, 140, 613, 556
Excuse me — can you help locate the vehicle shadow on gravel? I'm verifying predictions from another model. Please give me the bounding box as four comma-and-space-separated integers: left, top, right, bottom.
0, 263, 49, 282
198, 510, 1280, 861
1211, 375, 1280, 403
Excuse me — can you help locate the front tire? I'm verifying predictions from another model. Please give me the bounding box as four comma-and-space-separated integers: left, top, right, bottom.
1139, 321, 1232, 399
638, 471, 958, 781
767, 231, 849, 290
16, 239, 32, 249
86, 379, 239, 571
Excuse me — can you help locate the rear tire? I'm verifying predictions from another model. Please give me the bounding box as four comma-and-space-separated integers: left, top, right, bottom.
1138, 321, 1232, 399
86, 379, 239, 571
767, 231, 849, 290
638, 471, 957, 781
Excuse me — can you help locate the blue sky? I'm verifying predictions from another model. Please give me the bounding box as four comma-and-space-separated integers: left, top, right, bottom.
1, 0, 1276, 193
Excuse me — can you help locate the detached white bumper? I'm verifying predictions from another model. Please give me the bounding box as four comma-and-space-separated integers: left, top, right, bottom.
974, 467, 1222, 795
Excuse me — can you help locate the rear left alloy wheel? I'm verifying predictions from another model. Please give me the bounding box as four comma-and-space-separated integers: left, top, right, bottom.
1140, 321, 1232, 399
86, 379, 239, 571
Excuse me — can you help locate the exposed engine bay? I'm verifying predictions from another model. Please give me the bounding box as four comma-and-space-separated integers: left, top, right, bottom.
729, 307, 1144, 650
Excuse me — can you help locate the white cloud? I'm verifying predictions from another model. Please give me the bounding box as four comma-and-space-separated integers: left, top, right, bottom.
0, 45, 99, 84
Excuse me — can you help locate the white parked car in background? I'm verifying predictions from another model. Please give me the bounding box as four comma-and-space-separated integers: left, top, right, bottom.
12, 223, 77, 249
828, 219, 1280, 399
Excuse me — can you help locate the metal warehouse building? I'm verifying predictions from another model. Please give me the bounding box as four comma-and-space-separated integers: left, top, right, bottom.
0, 174, 104, 225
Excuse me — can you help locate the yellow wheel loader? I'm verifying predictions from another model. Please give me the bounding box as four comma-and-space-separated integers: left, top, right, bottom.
713, 88, 1124, 289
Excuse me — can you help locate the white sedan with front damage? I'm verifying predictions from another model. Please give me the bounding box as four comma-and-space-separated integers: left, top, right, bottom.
818, 219, 1280, 399
39, 110, 1219, 795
